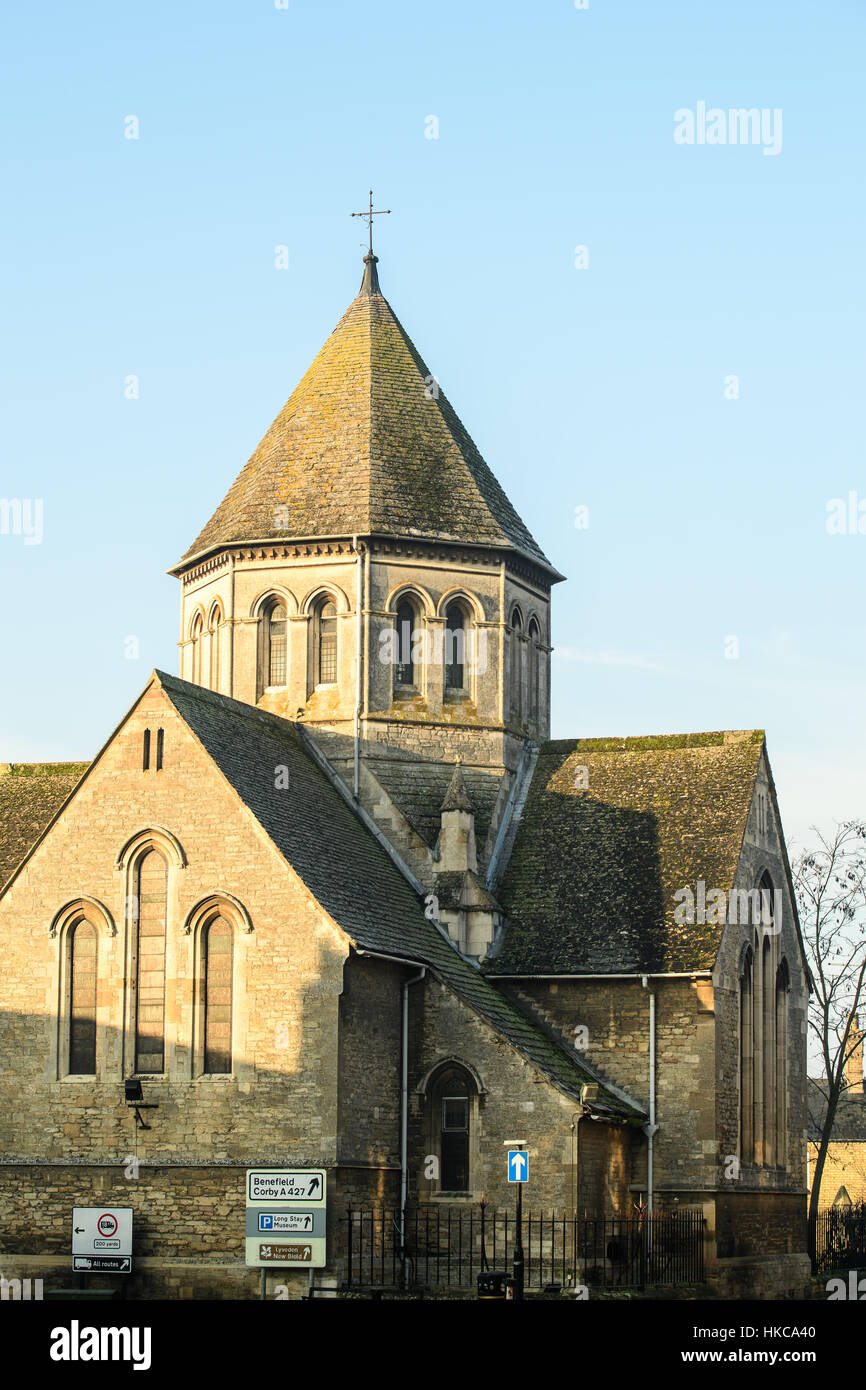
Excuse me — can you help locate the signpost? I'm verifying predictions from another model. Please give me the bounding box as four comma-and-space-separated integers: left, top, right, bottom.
245, 1169, 327, 1269
72, 1208, 133, 1274
504, 1143, 527, 1301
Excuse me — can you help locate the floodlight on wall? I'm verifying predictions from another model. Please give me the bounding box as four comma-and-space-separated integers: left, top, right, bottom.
124, 1077, 157, 1130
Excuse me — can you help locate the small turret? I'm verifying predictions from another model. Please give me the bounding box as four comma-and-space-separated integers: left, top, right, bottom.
434, 760, 502, 959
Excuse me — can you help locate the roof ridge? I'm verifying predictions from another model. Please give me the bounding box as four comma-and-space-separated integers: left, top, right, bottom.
545, 730, 765, 754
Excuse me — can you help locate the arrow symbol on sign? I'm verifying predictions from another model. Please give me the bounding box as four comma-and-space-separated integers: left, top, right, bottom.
510, 1152, 527, 1180
74, 1227, 85, 1233
308, 1177, 321, 1196
303, 1246, 311, 1259
303, 1216, 311, 1229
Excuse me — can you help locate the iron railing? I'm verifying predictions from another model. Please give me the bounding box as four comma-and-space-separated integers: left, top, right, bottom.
811, 1203, 866, 1273
343, 1206, 705, 1290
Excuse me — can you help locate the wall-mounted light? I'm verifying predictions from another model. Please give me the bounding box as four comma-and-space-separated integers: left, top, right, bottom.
124, 1077, 157, 1130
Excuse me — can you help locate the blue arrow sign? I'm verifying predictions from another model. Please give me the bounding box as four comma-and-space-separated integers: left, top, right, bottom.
507, 1150, 528, 1183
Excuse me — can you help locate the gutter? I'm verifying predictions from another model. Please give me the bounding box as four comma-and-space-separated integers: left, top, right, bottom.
401, 967, 426, 1289
352, 536, 363, 798
485, 741, 537, 892
486, 971, 712, 981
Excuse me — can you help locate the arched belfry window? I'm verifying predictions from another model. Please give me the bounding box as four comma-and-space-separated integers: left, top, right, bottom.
204, 915, 233, 1075
257, 598, 288, 697
528, 618, 541, 723
444, 602, 467, 694
134, 850, 167, 1075
395, 598, 417, 688
268, 604, 287, 687
190, 613, 203, 685
510, 608, 523, 722
208, 605, 223, 692
316, 599, 338, 686
69, 919, 97, 1074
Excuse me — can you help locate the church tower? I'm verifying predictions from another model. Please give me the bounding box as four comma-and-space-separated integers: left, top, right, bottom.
169, 246, 563, 886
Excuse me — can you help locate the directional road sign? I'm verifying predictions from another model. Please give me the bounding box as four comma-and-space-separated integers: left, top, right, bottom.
247, 1170, 325, 1205
73, 1255, 132, 1273
72, 1208, 133, 1273
507, 1150, 529, 1183
245, 1170, 326, 1267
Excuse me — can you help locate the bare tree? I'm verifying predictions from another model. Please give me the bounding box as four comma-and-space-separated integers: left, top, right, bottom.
793, 821, 866, 1237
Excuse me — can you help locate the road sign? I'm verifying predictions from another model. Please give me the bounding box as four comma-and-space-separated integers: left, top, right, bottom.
73, 1256, 132, 1273
72, 1208, 133, 1273
255, 1243, 314, 1263
246, 1170, 325, 1205
507, 1150, 528, 1183
245, 1170, 326, 1267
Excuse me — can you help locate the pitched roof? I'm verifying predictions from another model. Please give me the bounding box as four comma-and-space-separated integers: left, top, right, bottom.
487, 731, 765, 976
0, 763, 90, 890
808, 1078, 866, 1143
178, 263, 553, 571
154, 672, 640, 1118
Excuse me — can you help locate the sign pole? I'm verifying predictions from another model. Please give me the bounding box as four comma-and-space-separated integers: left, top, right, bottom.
504, 1141, 526, 1302
514, 1176, 524, 1301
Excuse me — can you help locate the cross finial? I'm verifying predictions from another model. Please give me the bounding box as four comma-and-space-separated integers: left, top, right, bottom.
351, 189, 390, 259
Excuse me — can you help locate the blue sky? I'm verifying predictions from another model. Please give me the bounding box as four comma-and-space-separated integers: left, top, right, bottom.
1, 0, 864, 855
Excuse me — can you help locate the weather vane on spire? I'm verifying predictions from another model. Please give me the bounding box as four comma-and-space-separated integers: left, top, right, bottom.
351, 189, 390, 259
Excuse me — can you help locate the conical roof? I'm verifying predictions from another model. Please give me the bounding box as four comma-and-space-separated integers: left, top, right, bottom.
179, 259, 552, 569
440, 759, 475, 814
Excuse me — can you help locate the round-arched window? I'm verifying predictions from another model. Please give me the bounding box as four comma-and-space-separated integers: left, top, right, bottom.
395, 599, 416, 687
444, 603, 466, 692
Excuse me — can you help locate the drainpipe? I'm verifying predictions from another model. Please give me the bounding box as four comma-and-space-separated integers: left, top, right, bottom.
353, 537, 363, 798
401, 966, 426, 1289
642, 976, 658, 1246
228, 552, 236, 699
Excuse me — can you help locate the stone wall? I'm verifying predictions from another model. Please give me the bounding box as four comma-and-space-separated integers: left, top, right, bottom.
0, 680, 350, 1297
506, 976, 714, 1199
406, 973, 637, 1216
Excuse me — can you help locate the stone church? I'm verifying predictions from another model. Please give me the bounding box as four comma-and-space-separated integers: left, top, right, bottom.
0, 247, 811, 1298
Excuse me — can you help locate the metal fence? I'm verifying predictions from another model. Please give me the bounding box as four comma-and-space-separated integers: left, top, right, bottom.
343, 1206, 704, 1291
811, 1203, 866, 1274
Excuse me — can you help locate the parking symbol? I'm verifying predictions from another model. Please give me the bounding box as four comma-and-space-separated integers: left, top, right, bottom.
260, 1214, 274, 1231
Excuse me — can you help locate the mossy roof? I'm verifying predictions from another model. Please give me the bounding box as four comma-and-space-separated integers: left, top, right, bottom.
0, 763, 90, 891
488, 731, 765, 976
154, 673, 638, 1114
178, 266, 552, 571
